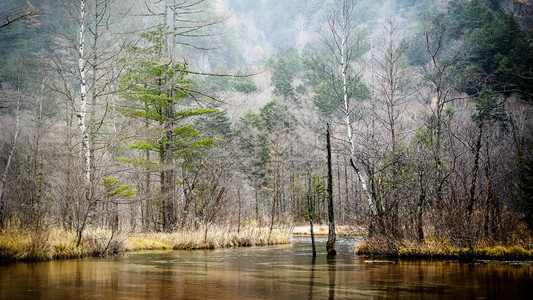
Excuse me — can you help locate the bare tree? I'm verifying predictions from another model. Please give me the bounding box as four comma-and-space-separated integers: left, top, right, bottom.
373, 17, 416, 236
419, 12, 463, 208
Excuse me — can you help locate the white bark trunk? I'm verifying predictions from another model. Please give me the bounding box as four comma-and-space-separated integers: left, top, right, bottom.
76, 0, 91, 191
338, 0, 375, 214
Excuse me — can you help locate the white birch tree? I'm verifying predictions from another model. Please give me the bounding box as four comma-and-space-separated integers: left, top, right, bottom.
47, 0, 132, 244
323, 0, 377, 221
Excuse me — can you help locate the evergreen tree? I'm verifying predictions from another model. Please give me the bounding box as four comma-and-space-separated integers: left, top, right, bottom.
269, 46, 302, 101
117, 25, 217, 231
448, 1, 533, 98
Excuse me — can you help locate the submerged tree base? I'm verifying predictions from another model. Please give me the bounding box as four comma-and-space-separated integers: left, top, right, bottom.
0, 221, 292, 263
355, 238, 533, 261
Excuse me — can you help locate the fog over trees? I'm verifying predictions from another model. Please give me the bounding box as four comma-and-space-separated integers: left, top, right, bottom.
1, 0, 532, 251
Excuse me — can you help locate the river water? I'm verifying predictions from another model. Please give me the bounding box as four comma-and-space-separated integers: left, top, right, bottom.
1, 236, 532, 299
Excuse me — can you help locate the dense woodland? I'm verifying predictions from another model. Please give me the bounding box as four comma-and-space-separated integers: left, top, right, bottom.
1, 0, 533, 250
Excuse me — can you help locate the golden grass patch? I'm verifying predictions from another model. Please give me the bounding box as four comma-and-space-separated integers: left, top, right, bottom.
0, 221, 292, 263
292, 225, 359, 236
355, 237, 533, 260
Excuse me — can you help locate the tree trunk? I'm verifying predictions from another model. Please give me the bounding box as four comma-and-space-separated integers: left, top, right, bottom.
336, 151, 343, 225
416, 184, 426, 243
73, 0, 92, 247
112, 200, 119, 233
269, 191, 276, 236
159, 142, 165, 232
326, 123, 337, 256
63, 112, 74, 230
484, 142, 497, 236
237, 187, 242, 234
163, 98, 175, 231
307, 169, 316, 257
467, 122, 483, 221
144, 147, 151, 232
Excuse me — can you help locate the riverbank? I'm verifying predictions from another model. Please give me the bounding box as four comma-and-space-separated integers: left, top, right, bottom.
355, 238, 533, 260
0, 221, 292, 263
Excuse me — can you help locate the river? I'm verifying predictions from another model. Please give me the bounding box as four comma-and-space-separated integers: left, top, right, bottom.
1, 236, 531, 299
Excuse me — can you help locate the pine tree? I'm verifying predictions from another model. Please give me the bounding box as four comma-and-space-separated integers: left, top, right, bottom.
117, 25, 217, 231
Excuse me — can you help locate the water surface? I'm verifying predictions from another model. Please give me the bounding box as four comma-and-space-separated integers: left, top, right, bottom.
1, 237, 531, 299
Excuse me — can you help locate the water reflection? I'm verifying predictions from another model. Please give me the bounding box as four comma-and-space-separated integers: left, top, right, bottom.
308, 257, 315, 300
1, 237, 532, 299
327, 255, 336, 300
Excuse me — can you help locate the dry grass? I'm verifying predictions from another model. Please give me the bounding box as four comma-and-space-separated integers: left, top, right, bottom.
125, 234, 174, 251
0, 222, 123, 262
123, 226, 292, 251
0, 220, 292, 263
292, 224, 360, 236
355, 237, 533, 260
172, 226, 292, 249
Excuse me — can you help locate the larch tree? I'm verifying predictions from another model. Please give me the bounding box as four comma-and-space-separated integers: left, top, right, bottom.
373, 18, 416, 236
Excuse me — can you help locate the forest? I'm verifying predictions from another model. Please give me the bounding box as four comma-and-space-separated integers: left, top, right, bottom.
1, 0, 533, 261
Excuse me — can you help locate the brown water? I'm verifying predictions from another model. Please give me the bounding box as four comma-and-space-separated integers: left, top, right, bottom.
1, 237, 532, 299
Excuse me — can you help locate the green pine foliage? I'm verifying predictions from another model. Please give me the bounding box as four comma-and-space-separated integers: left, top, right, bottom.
310, 78, 369, 117
447, 0, 533, 98
301, 38, 370, 117
269, 46, 302, 101
194, 110, 233, 141
259, 99, 298, 132
116, 24, 218, 168
471, 87, 505, 123
232, 76, 259, 94
99, 177, 137, 198
189, 69, 258, 95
